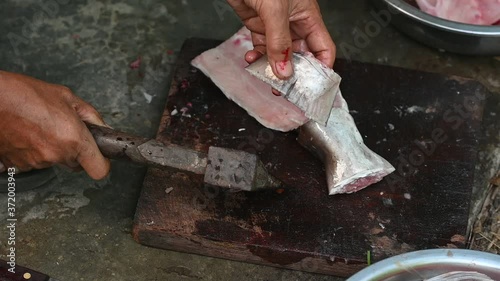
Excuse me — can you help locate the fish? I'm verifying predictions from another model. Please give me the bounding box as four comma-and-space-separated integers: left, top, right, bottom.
245, 53, 341, 126
191, 27, 395, 195
191, 28, 309, 132
416, 0, 500, 25
298, 92, 395, 195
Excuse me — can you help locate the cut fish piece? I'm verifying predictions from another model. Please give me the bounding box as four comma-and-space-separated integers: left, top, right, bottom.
191, 27, 309, 132
246, 53, 341, 126
192, 27, 395, 195
416, 0, 500, 25
298, 92, 395, 195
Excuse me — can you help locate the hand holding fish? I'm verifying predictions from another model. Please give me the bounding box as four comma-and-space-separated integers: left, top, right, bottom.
0, 71, 110, 179
227, 0, 336, 79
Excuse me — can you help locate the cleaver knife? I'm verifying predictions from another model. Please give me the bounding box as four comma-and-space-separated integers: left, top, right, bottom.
87, 124, 282, 192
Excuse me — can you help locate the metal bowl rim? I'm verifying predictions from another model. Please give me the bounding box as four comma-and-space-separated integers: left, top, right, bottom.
347, 249, 500, 281
384, 0, 500, 36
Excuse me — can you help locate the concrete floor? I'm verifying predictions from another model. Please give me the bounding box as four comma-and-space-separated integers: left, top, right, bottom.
0, 0, 498, 280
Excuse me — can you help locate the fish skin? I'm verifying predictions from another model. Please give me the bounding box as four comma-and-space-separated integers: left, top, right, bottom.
191, 27, 309, 132
245, 52, 341, 126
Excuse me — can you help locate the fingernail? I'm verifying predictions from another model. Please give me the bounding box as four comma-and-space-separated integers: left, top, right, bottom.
104, 122, 114, 129
272, 89, 282, 96
275, 60, 293, 78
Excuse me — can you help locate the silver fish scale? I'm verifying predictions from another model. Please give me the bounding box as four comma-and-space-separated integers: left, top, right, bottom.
245, 53, 341, 126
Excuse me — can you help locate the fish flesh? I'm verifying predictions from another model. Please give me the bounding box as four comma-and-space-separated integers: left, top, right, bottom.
191, 28, 309, 132
298, 92, 395, 195
191, 27, 395, 194
245, 53, 341, 126
416, 0, 500, 25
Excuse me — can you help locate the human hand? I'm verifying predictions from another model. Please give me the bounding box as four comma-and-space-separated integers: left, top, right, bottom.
0, 71, 110, 179
227, 0, 336, 79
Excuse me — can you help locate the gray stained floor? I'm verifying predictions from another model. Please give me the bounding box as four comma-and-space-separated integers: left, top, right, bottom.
0, 0, 498, 280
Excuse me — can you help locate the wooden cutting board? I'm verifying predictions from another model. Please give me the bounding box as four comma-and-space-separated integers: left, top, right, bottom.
132, 38, 487, 277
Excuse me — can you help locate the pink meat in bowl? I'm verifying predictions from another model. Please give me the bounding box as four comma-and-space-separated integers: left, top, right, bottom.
369, 0, 500, 55
415, 0, 500, 25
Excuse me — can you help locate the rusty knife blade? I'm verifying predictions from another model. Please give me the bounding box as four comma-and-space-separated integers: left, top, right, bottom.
137, 140, 208, 175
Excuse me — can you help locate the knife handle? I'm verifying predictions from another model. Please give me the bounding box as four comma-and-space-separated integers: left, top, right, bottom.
86, 123, 208, 174
86, 123, 150, 164
0, 259, 50, 281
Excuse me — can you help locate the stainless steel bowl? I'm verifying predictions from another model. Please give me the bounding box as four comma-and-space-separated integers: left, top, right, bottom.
347, 249, 500, 281
370, 0, 500, 55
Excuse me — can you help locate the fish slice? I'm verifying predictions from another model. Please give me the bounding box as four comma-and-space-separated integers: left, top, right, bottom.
245, 53, 341, 125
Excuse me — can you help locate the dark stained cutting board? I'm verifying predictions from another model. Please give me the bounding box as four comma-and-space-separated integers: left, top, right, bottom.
132, 38, 486, 277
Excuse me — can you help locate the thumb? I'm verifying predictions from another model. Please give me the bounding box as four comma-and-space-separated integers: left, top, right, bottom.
76, 125, 111, 180
69, 96, 111, 179
259, 0, 293, 79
